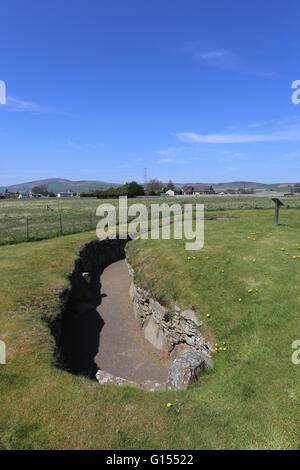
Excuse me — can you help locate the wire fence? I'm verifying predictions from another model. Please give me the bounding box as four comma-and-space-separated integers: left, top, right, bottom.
0, 211, 98, 246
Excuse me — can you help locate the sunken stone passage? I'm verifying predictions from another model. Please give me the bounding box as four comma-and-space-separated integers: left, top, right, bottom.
126, 259, 213, 389
57, 237, 212, 391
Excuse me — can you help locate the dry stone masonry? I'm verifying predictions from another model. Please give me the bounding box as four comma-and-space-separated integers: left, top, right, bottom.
126, 258, 212, 389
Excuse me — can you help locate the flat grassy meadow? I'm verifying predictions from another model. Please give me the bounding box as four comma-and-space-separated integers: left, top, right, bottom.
0, 198, 299, 449
2, 194, 300, 245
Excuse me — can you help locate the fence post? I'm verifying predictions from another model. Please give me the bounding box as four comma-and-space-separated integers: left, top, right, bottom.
59, 213, 63, 235
26, 216, 29, 241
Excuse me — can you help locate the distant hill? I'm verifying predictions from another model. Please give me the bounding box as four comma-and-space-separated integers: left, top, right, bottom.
176, 181, 295, 192
0, 178, 121, 194
0, 178, 296, 194
212, 181, 293, 191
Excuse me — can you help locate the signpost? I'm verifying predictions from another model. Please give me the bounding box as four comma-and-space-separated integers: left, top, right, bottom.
272, 198, 284, 226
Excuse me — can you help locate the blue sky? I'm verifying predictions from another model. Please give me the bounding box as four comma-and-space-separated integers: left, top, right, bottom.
1, 0, 300, 185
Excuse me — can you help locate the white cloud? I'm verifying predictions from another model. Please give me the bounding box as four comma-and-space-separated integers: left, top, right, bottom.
201, 50, 229, 60
177, 126, 300, 144
155, 147, 184, 156
249, 120, 268, 128
181, 43, 276, 77
218, 152, 246, 163
67, 140, 104, 151
182, 44, 234, 70
158, 157, 176, 164
5, 96, 70, 116
283, 150, 300, 159
249, 116, 300, 129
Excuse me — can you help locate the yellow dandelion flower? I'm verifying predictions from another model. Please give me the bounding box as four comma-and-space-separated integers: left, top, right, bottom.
248, 288, 253, 293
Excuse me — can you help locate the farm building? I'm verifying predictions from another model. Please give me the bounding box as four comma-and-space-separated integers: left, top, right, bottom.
18, 192, 30, 199
57, 191, 73, 198
183, 184, 215, 195
166, 189, 175, 197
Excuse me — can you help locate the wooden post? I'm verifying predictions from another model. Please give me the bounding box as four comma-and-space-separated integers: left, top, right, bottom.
59, 213, 63, 235
26, 216, 29, 241
272, 198, 284, 226
275, 203, 279, 226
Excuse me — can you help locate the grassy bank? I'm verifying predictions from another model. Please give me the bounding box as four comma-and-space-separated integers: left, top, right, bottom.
127, 208, 300, 448
0, 209, 299, 449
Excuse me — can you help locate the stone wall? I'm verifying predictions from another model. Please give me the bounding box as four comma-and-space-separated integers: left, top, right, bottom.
126, 258, 213, 388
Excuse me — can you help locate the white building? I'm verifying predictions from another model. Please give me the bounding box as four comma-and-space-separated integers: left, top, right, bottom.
57, 191, 73, 198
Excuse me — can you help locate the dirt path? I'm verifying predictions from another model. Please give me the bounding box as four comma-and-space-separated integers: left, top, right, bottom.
95, 259, 171, 383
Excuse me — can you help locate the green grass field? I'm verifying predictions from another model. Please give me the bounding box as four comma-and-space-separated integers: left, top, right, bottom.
0, 200, 299, 449
1, 195, 300, 245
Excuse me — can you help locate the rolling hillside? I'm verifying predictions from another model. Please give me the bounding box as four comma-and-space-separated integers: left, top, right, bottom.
176, 181, 295, 192
0, 178, 121, 193
0, 178, 297, 194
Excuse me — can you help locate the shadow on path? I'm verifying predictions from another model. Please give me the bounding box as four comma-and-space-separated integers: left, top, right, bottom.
57, 258, 171, 384
59, 268, 105, 378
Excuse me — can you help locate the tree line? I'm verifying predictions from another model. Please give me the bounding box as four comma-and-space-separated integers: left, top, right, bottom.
80, 179, 176, 198
80, 181, 145, 198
